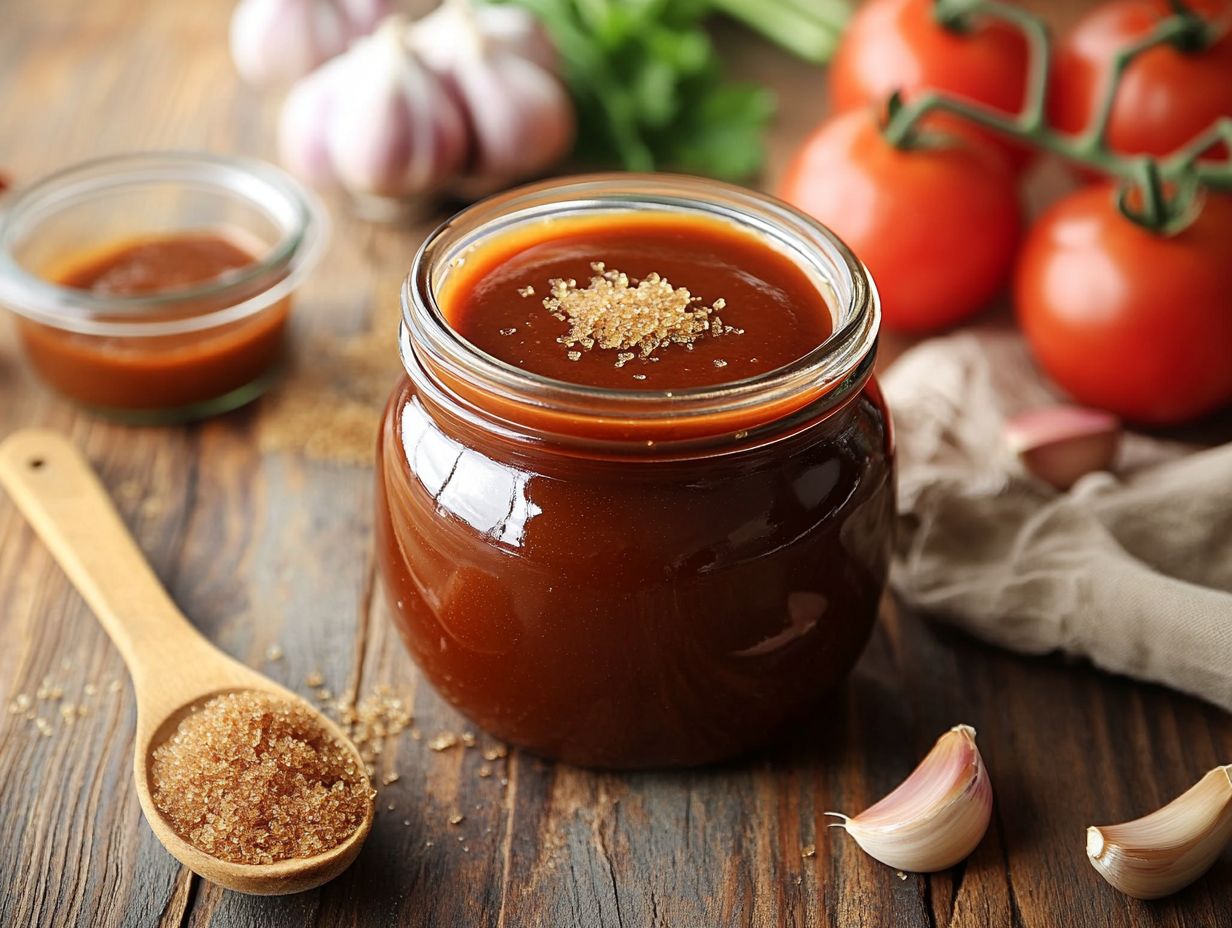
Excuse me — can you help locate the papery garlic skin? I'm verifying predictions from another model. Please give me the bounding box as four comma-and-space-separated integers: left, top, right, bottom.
829, 724, 994, 873
230, 0, 388, 88
409, 1, 574, 183
1088, 765, 1232, 900
323, 20, 469, 199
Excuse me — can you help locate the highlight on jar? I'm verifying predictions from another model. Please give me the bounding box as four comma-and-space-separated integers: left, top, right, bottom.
376, 174, 895, 769
0, 152, 327, 423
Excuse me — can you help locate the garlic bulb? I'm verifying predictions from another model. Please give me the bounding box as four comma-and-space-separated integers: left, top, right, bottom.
408, 0, 574, 182
408, 1, 558, 75
229, 0, 390, 88
278, 17, 468, 200
1004, 406, 1121, 491
828, 725, 993, 872
278, 55, 345, 187
1088, 765, 1232, 900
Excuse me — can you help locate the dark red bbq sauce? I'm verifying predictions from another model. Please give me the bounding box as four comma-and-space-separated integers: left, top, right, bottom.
440, 213, 835, 391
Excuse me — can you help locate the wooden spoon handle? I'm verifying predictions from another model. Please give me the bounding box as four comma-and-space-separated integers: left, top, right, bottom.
0, 429, 210, 685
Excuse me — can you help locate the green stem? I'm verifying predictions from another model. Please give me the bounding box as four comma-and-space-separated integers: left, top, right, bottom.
711, 0, 848, 64
882, 0, 1232, 234
1080, 16, 1209, 150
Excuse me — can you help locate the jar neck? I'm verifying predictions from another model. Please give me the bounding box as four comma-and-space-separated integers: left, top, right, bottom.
401, 174, 880, 456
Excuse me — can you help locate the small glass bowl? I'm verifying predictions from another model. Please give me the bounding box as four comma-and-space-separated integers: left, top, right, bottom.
0, 151, 328, 423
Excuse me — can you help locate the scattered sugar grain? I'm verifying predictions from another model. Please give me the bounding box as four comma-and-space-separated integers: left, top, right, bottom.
340, 685, 412, 768
429, 732, 459, 752
802, 844, 816, 859
448, 813, 464, 825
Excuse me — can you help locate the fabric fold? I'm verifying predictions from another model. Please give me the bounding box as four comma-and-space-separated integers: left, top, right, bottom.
882, 330, 1232, 712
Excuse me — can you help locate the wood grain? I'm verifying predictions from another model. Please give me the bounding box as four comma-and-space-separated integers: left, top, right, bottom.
0, 429, 375, 897
1, 0, 1230, 926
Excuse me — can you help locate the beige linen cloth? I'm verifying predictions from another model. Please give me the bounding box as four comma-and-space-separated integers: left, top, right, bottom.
881, 330, 1232, 712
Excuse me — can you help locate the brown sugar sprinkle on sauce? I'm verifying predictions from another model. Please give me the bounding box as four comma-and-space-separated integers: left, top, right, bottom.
540, 263, 741, 366
150, 691, 373, 865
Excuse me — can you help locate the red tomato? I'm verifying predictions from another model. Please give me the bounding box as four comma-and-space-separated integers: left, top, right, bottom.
1016, 186, 1232, 424
1050, 0, 1232, 160
779, 108, 1021, 332
829, 0, 1032, 170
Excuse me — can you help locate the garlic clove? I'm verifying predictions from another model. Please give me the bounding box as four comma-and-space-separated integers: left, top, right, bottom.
324, 19, 468, 199
230, 0, 354, 88
448, 47, 575, 182
1003, 405, 1121, 491
828, 724, 994, 873
1087, 765, 1232, 900
408, 2, 558, 75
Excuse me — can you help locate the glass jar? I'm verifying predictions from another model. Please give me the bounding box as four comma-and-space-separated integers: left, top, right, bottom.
376, 175, 894, 768
0, 152, 327, 423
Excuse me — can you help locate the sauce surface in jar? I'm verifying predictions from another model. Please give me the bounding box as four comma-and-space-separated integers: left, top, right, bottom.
18, 231, 290, 418
440, 213, 834, 390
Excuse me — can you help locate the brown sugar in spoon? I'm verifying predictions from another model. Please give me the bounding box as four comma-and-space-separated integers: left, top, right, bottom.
0, 429, 374, 895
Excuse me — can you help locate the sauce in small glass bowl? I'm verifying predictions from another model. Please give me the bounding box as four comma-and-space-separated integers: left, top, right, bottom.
0, 152, 327, 423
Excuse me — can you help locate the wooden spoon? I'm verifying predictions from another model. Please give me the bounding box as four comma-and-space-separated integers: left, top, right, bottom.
0, 429, 373, 895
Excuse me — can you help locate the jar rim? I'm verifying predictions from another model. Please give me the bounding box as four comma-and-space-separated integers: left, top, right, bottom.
0, 151, 329, 337
402, 173, 880, 446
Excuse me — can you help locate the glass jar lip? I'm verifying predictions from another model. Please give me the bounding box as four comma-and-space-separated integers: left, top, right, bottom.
403, 173, 880, 439
0, 151, 329, 337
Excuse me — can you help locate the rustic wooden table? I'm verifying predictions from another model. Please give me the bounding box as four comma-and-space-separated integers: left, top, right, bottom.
1, 1, 1229, 925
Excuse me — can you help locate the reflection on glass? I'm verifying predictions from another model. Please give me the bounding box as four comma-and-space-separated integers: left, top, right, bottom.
400, 399, 541, 547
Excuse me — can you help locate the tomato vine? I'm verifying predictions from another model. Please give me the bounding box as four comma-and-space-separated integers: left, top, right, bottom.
880, 0, 1232, 234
